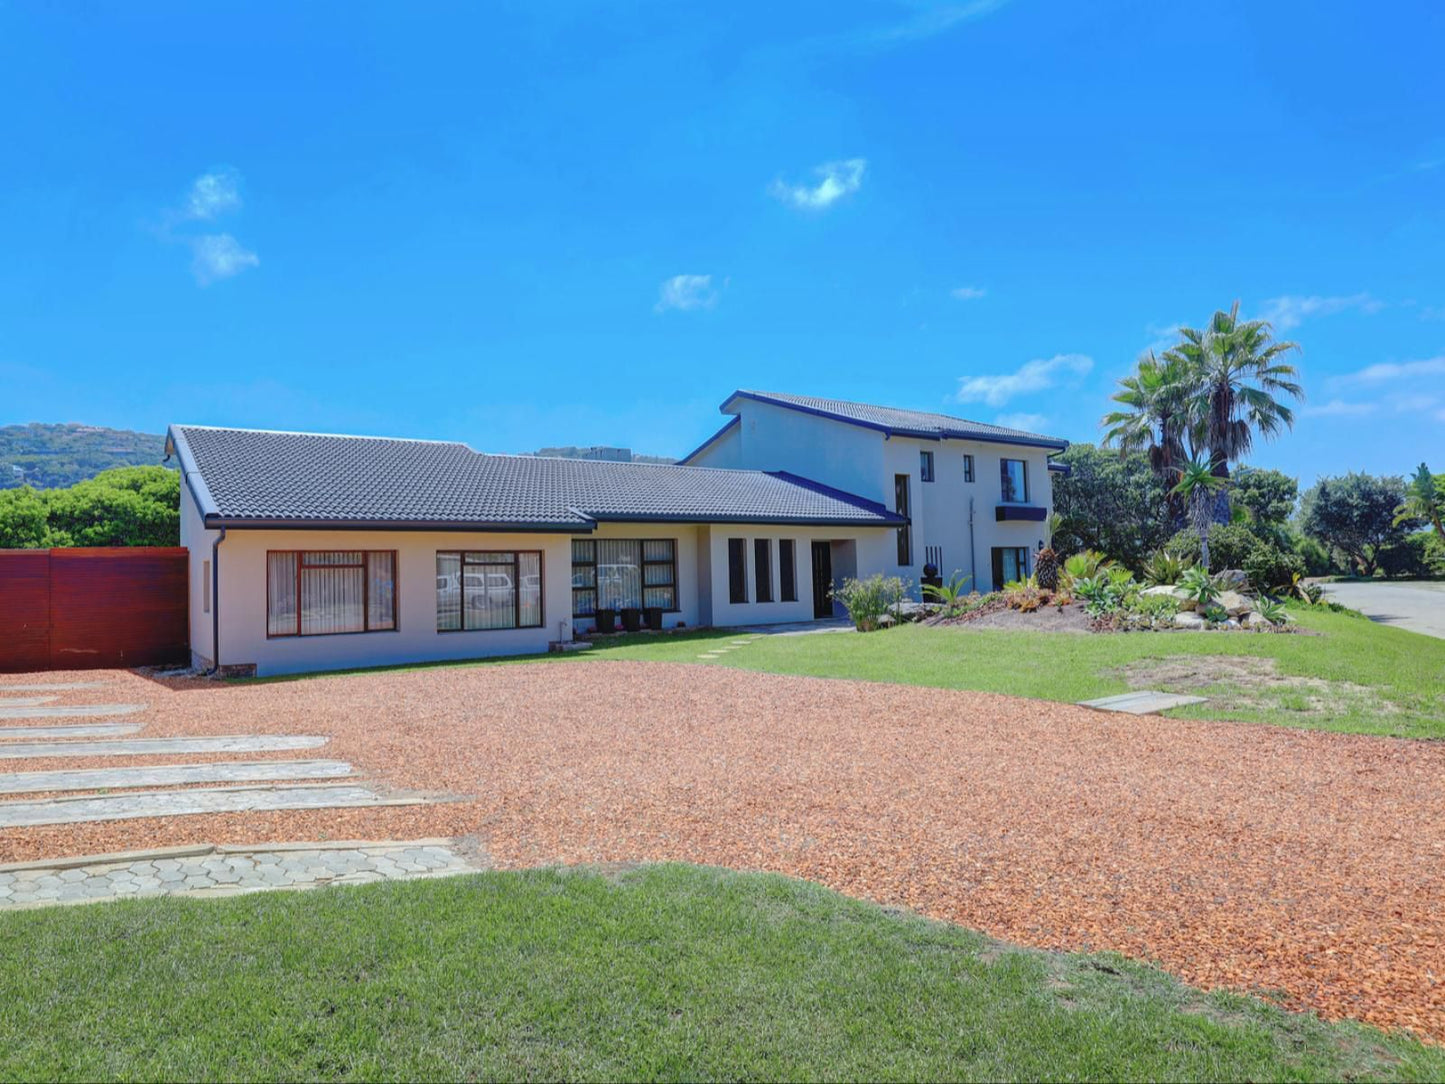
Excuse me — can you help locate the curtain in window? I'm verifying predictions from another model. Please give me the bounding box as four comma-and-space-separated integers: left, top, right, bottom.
518, 552, 542, 627
301, 554, 365, 635
597, 539, 641, 610
367, 552, 396, 631
464, 551, 515, 630
267, 552, 298, 636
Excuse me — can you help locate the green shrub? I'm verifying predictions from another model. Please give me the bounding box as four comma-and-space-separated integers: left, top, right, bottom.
1140, 550, 1192, 586
834, 574, 908, 631
1375, 534, 1437, 579
1178, 567, 1220, 606
922, 573, 973, 616
1169, 523, 1302, 593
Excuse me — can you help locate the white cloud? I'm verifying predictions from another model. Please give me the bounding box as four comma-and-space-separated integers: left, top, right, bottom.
1259, 292, 1383, 330
1330, 356, 1445, 386
955, 353, 1093, 408
655, 274, 718, 313
190, 234, 259, 286
184, 168, 243, 220
770, 158, 866, 211
950, 286, 986, 300
994, 412, 1050, 432
872, 0, 1012, 45
1302, 399, 1379, 418
1143, 320, 1184, 354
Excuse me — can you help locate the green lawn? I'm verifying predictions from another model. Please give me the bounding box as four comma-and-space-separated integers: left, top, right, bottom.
1, 865, 1440, 1082
584, 607, 1445, 739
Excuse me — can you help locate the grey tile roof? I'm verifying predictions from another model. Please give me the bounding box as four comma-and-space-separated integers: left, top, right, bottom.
724, 390, 1070, 448
167, 425, 904, 530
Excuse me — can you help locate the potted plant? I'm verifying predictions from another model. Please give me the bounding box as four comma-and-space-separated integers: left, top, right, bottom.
620, 606, 642, 632
644, 605, 664, 630
594, 607, 617, 634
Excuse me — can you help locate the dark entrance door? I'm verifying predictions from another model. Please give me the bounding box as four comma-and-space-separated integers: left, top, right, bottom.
810, 541, 833, 619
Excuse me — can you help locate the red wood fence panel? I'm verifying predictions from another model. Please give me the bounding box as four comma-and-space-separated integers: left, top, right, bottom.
0, 550, 51, 672
0, 548, 189, 672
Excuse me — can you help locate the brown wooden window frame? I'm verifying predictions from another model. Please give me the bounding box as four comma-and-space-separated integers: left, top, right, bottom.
570, 538, 678, 617
436, 549, 544, 633
779, 539, 797, 602
266, 550, 398, 639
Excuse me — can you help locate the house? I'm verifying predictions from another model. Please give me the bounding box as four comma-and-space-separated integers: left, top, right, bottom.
166, 391, 1066, 676
682, 391, 1069, 593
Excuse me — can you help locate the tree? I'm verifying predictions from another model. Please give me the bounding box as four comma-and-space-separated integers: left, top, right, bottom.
0, 466, 179, 548
1050, 443, 1174, 570
1395, 462, 1444, 541
1230, 467, 1298, 527
1300, 473, 1413, 577
1172, 458, 1227, 571
1165, 301, 1304, 516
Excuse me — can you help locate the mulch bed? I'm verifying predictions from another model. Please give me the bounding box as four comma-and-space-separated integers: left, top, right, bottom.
3, 662, 1443, 1042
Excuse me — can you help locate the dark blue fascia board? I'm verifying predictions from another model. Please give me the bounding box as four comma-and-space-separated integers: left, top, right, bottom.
721, 391, 1069, 450
995, 505, 1049, 523
1047, 461, 1073, 476
202, 516, 593, 533
678, 415, 741, 465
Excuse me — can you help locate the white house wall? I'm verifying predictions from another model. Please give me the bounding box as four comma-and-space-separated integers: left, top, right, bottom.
211, 527, 573, 676
716, 398, 886, 499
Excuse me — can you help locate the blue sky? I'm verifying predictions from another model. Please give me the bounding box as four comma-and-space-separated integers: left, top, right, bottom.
2, 1, 1441, 485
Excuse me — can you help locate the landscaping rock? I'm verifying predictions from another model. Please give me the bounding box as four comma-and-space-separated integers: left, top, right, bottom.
1218, 590, 1253, 617
1142, 584, 1188, 600
1214, 569, 1249, 590
1244, 612, 1271, 629
1173, 611, 1207, 630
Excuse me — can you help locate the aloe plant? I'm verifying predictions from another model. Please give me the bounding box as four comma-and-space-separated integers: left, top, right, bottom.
1178, 566, 1220, 606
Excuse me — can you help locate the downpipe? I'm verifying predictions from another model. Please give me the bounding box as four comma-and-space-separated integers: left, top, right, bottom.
206, 526, 227, 676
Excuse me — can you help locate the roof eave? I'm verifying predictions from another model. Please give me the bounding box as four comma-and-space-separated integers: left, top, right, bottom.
201, 515, 593, 533
677, 415, 741, 465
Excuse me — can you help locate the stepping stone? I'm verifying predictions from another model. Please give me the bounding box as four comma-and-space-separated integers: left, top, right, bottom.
0, 682, 109, 692
0, 734, 328, 760
0, 703, 146, 721
0, 697, 58, 707
0, 759, 355, 795
696, 653, 721, 659
0, 784, 421, 827
0, 724, 144, 740
1079, 691, 1209, 715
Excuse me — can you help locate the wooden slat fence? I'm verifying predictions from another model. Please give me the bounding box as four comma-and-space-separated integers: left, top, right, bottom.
0, 547, 189, 672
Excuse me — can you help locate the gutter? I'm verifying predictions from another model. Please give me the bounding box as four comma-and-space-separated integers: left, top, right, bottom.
208, 527, 226, 676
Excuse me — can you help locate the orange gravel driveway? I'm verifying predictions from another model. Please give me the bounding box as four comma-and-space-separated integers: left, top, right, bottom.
2, 660, 1442, 1040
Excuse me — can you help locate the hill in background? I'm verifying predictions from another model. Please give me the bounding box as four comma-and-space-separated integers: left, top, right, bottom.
531, 445, 676, 465
0, 423, 166, 489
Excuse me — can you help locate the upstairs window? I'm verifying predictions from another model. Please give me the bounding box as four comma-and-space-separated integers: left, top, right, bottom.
963, 454, 975, 483
1000, 458, 1029, 503
268, 551, 396, 637
920, 450, 935, 482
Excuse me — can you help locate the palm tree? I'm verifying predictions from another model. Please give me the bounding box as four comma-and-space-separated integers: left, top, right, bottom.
1166, 301, 1304, 487
1101, 350, 1192, 479
1172, 458, 1227, 572
1395, 462, 1444, 540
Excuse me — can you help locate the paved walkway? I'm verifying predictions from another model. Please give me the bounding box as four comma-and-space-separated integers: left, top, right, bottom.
0, 783, 421, 828
1322, 580, 1445, 639
0, 759, 355, 795
0, 723, 144, 739
0, 734, 330, 759
0, 840, 474, 908
0, 703, 146, 720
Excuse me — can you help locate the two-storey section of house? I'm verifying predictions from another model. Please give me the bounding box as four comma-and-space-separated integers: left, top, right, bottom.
681, 391, 1070, 592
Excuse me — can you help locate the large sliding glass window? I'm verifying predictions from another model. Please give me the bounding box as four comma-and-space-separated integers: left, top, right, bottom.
992, 546, 1030, 588
267, 551, 396, 637
571, 539, 676, 616
436, 551, 542, 632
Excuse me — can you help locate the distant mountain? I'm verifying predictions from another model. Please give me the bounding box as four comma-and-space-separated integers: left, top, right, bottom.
530, 445, 677, 465
0, 423, 167, 489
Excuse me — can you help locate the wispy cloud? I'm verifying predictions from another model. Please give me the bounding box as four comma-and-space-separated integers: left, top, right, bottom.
1142, 320, 1184, 354
655, 274, 719, 313
950, 286, 986, 301
183, 168, 243, 220
956, 353, 1093, 408
190, 234, 259, 286
770, 158, 866, 211
871, 0, 1013, 45
1302, 399, 1379, 418
1260, 293, 1383, 331
1330, 356, 1445, 386
994, 412, 1050, 433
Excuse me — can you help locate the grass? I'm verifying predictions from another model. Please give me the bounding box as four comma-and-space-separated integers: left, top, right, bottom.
238, 605, 1445, 739
1, 864, 1441, 1082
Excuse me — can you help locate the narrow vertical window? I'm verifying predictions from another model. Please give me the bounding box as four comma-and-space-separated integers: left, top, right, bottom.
754, 539, 772, 602
727, 539, 748, 604
963, 454, 975, 483
779, 540, 797, 602
920, 450, 934, 482
202, 560, 211, 614
894, 473, 912, 566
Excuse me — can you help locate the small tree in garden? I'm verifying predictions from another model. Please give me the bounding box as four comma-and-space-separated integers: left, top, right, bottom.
1301, 472, 1411, 577
1172, 459, 1227, 572
834, 574, 908, 631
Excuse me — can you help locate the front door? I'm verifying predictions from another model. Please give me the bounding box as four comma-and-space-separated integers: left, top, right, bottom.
811, 541, 833, 619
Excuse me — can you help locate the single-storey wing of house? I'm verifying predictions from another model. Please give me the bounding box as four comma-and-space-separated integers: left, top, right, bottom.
166, 423, 908, 676
682, 390, 1070, 593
